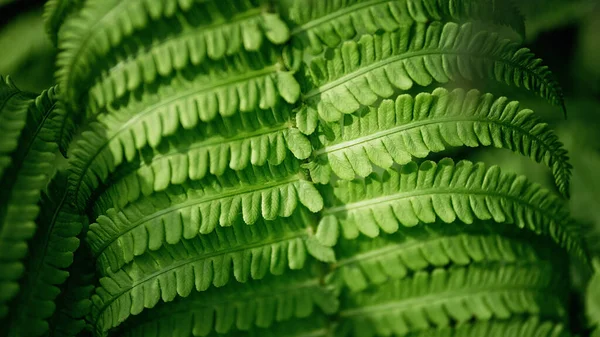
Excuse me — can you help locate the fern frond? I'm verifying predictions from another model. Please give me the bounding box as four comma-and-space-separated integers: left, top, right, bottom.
46, 243, 95, 337
282, 0, 526, 54
91, 206, 328, 282
89, 106, 311, 215
84, 10, 291, 111
0, 86, 59, 318
307, 87, 571, 197
46, 99, 77, 158
87, 43, 298, 116
66, 61, 301, 209
328, 219, 564, 292
90, 266, 339, 337
338, 262, 567, 337
56, 0, 292, 112
87, 159, 327, 273
0, 76, 35, 180
2, 171, 86, 337
121, 314, 331, 337
338, 316, 571, 337
300, 21, 564, 127
318, 158, 584, 262
43, 0, 82, 45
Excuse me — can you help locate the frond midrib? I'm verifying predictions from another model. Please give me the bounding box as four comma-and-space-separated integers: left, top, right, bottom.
314, 115, 556, 156
324, 187, 566, 227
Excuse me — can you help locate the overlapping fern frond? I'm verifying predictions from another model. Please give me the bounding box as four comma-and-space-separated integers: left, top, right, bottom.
282, 0, 526, 54
296, 21, 564, 135
88, 105, 311, 216
90, 266, 339, 337
0, 85, 61, 319
318, 159, 583, 259
338, 262, 567, 337
306, 87, 571, 196
3, 171, 86, 337
56, 0, 294, 114
46, 244, 95, 337
328, 219, 564, 292
87, 159, 326, 273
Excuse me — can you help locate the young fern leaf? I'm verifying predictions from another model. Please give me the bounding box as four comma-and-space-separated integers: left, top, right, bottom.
87, 159, 326, 273
338, 262, 567, 337
90, 267, 339, 337
66, 53, 301, 209
328, 220, 563, 292
88, 106, 311, 216
0, 76, 35, 180
56, 0, 291, 113
340, 316, 572, 337
46, 244, 95, 337
317, 158, 585, 262
307, 87, 571, 197
282, 0, 526, 54
3, 172, 86, 337
298, 21, 564, 131
121, 314, 331, 337
0, 87, 60, 318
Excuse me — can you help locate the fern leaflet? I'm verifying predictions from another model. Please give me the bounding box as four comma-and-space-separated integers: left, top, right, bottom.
338, 262, 567, 337
298, 21, 564, 132
318, 159, 584, 261
306, 87, 571, 197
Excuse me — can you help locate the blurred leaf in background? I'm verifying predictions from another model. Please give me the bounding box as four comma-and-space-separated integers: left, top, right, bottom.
0, 1, 55, 93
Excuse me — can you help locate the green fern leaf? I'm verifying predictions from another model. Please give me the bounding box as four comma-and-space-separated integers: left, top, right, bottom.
121, 314, 331, 337
91, 207, 320, 280
307, 87, 571, 197
3, 171, 86, 337
328, 219, 564, 292
301, 21, 564, 125
90, 266, 339, 337
84, 10, 291, 111
318, 158, 584, 261
46, 243, 95, 337
0, 86, 60, 319
339, 316, 571, 337
87, 160, 325, 273
42, 0, 82, 45
282, 0, 526, 54
338, 262, 567, 337
56, 0, 292, 113
87, 106, 311, 215
46, 99, 77, 158
86, 44, 298, 117
66, 59, 301, 209
0, 76, 35, 180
